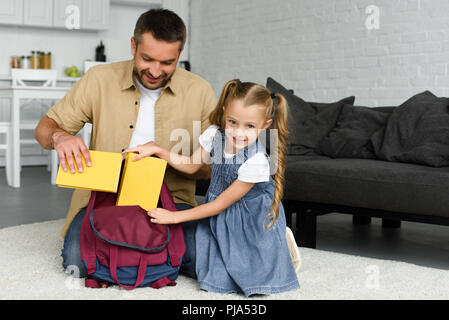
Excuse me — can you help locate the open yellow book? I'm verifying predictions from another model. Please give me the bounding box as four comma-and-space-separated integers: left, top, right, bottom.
116, 153, 167, 211
56, 150, 167, 211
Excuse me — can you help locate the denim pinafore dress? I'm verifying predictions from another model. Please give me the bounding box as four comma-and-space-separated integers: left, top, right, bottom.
195, 129, 300, 296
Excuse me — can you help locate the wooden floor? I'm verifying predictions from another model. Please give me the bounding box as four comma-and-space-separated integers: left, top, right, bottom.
1, 166, 449, 270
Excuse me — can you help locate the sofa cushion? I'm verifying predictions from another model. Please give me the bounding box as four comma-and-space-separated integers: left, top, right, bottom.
285, 157, 449, 217
315, 106, 390, 159
371, 91, 449, 167
266, 77, 355, 156
296, 98, 355, 154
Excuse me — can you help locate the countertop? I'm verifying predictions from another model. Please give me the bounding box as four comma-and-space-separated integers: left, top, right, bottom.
0, 74, 80, 82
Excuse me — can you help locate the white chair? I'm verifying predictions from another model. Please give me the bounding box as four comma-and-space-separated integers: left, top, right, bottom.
0, 122, 12, 186
10, 69, 59, 183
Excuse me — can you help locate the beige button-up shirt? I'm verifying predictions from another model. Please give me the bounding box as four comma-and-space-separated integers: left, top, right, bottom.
47, 60, 217, 237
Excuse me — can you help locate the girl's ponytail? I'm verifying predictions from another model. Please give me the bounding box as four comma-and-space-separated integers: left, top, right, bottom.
264, 92, 289, 230
209, 79, 240, 127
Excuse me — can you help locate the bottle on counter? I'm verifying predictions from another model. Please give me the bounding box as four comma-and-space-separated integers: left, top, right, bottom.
20, 56, 30, 69
42, 52, 51, 69
10, 56, 21, 69
30, 51, 40, 69
38, 51, 44, 69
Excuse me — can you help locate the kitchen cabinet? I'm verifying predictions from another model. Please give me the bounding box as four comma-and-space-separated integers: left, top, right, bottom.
53, 0, 82, 28
82, 0, 109, 30
0, 0, 23, 25
23, 0, 53, 27
0, 0, 110, 31
53, 0, 110, 30
54, 0, 109, 30
111, 0, 162, 6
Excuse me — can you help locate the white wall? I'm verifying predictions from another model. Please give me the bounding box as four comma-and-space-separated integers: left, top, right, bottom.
190, 0, 449, 107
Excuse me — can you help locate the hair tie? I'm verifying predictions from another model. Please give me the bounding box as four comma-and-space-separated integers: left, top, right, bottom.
270, 92, 277, 117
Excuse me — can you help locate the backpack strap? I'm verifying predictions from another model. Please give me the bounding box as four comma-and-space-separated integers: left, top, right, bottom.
151, 276, 176, 289
83, 191, 97, 275
160, 182, 186, 267
159, 181, 177, 211
109, 246, 147, 290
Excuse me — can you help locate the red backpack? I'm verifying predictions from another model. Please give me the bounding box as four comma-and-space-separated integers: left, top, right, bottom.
80, 182, 186, 290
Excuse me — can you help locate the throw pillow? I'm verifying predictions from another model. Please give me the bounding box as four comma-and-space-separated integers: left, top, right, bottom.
316, 106, 390, 159
266, 77, 355, 155
372, 91, 449, 167
294, 96, 355, 155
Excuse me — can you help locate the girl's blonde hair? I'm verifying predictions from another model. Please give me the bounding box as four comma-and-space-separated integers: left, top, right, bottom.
209, 79, 289, 230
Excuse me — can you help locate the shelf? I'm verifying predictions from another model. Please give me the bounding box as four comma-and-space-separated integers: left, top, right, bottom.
0, 74, 80, 82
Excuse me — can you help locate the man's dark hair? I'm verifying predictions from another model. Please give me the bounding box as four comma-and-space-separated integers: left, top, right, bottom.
134, 8, 186, 52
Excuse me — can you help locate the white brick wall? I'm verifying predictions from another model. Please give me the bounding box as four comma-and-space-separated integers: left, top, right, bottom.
190, 0, 449, 106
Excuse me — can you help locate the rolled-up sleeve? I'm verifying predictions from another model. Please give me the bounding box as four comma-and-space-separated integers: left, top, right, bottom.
46, 70, 95, 135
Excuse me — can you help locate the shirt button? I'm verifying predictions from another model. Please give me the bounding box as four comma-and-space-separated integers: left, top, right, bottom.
129, 125, 134, 129
135, 101, 138, 105
121, 148, 125, 152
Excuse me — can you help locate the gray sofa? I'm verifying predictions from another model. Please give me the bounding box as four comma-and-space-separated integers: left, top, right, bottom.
283, 152, 449, 248
196, 78, 449, 249
268, 78, 449, 248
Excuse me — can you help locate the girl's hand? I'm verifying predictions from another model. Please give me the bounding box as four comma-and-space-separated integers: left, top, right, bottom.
122, 141, 161, 161
148, 208, 180, 224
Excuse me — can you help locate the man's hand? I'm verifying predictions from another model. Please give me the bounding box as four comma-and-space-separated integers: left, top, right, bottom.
34, 115, 92, 174
52, 131, 91, 174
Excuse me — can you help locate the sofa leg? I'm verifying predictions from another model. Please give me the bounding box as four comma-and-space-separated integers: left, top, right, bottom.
296, 209, 317, 249
353, 215, 371, 225
382, 218, 401, 228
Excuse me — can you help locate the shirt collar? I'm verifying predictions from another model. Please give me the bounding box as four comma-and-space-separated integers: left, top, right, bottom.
119, 60, 181, 96
163, 67, 181, 95
119, 60, 136, 90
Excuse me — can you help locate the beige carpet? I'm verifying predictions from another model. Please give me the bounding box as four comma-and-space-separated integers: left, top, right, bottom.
1, 219, 448, 300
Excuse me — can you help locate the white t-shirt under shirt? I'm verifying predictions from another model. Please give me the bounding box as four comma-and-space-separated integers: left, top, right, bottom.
199, 125, 270, 183
128, 76, 162, 149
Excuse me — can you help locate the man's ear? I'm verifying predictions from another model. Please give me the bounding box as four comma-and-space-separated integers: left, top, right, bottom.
175, 46, 184, 64
131, 37, 137, 57
178, 42, 184, 57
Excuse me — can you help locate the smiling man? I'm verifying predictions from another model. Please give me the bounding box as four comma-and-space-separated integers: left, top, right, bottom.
132, 14, 182, 90
34, 9, 217, 279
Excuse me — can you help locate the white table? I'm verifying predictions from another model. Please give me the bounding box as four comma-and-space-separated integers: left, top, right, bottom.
0, 86, 71, 188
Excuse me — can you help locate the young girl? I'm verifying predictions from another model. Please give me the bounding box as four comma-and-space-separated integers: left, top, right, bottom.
123, 79, 300, 296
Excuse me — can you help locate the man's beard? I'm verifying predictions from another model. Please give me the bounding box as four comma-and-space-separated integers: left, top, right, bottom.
132, 63, 174, 90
